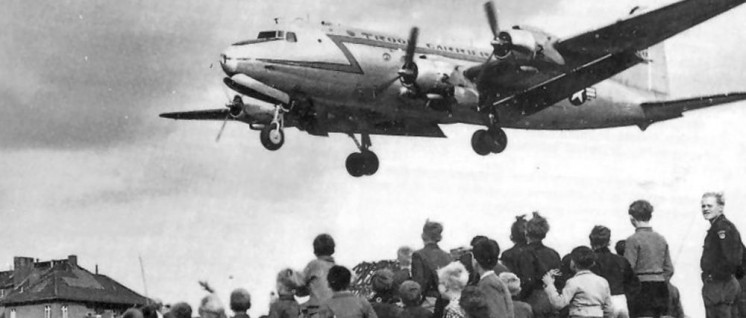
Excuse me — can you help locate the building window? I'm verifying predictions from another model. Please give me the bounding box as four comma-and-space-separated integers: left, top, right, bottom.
62, 305, 69, 318
45, 305, 51, 318
10, 309, 16, 318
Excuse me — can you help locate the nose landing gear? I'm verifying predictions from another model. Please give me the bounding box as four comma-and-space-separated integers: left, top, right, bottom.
259, 105, 288, 151
345, 134, 379, 177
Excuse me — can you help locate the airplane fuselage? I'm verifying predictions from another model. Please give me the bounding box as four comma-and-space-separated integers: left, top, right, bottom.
220, 21, 664, 131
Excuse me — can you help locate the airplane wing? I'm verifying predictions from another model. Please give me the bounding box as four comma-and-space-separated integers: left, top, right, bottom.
160, 109, 231, 121
555, 0, 746, 65
479, 0, 746, 121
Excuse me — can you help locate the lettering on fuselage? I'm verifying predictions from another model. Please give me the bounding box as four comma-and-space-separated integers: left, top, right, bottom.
353, 30, 491, 60
257, 27, 490, 75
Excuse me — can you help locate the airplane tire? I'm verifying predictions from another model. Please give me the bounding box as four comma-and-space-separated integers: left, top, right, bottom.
260, 123, 284, 151
471, 130, 492, 156
488, 128, 508, 154
345, 153, 365, 177
361, 151, 379, 176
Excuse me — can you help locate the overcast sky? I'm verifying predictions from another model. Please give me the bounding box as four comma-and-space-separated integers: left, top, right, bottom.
3, 1, 746, 317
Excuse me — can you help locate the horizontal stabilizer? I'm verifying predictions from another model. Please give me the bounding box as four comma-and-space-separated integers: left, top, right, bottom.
160, 109, 230, 121
638, 92, 746, 130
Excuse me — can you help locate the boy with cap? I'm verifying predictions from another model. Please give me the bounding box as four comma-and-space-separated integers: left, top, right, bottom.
542, 246, 612, 318
412, 220, 451, 315
319, 265, 377, 318
472, 239, 514, 318
399, 280, 433, 318
498, 272, 533, 318
269, 269, 304, 318
369, 269, 402, 318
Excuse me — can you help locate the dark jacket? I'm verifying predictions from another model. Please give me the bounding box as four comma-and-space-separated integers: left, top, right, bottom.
591, 247, 640, 296
412, 243, 452, 298
400, 306, 433, 318
513, 242, 561, 300
501, 243, 527, 274
319, 291, 377, 318
369, 292, 402, 318
701, 215, 744, 281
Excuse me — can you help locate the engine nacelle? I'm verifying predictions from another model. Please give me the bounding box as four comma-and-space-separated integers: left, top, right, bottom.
502, 29, 538, 57
411, 59, 456, 98
231, 95, 275, 121
497, 27, 565, 66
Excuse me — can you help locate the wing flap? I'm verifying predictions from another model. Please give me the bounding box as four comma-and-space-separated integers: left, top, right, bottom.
491, 52, 642, 122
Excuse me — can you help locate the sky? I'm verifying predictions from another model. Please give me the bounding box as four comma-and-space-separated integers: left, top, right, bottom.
2, 0, 746, 317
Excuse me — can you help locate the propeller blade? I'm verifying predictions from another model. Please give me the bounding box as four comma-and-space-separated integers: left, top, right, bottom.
404, 27, 419, 65
215, 114, 229, 142
485, 1, 499, 38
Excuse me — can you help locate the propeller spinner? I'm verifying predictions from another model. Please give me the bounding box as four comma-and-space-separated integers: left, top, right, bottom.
484, 1, 513, 59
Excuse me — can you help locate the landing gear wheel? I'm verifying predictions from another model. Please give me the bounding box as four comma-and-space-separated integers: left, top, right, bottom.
260, 123, 284, 151
471, 130, 492, 156
346, 153, 365, 177
361, 151, 379, 176
488, 128, 507, 154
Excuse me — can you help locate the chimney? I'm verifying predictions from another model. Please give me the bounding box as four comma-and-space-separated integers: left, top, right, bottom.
13, 257, 34, 287
68, 255, 78, 267
95, 264, 98, 275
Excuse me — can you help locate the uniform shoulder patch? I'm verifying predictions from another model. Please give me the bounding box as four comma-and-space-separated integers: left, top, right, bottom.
718, 230, 727, 239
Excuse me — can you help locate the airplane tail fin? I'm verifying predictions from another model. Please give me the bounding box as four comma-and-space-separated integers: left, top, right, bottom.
613, 44, 670, 97
637, 92, 746, 130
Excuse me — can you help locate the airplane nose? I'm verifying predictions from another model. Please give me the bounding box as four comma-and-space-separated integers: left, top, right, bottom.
219, 48, 239, 75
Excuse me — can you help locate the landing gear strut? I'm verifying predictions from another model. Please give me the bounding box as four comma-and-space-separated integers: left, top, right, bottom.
345, 134, 379, 177
259, 105, 286, 151
471, 127, 507, 155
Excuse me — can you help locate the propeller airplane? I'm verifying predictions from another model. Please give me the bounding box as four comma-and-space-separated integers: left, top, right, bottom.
161, 0, 746, 177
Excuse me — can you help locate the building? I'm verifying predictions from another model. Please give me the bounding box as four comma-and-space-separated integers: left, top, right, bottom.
0, 255, 148, 318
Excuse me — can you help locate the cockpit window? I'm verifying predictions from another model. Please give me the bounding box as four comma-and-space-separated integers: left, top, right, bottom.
232, 30, 289, 46
286, 32, 297, 42
257, 31, 281, 40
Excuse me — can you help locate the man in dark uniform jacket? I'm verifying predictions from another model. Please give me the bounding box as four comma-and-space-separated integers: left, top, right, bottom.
701, 192, 744, 318
412, 220, 452, 317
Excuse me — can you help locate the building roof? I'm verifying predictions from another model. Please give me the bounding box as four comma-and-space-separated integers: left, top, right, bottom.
0, 260, 147, 306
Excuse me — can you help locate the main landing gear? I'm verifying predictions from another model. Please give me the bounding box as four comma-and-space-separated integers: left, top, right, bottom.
471, 127, 507, 155
259, 104, 288, 151
345, 134, 379, 177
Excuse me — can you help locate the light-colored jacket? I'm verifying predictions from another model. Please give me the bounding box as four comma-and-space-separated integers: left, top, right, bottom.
303, 256, 335, 307
544, 270, 612, 318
